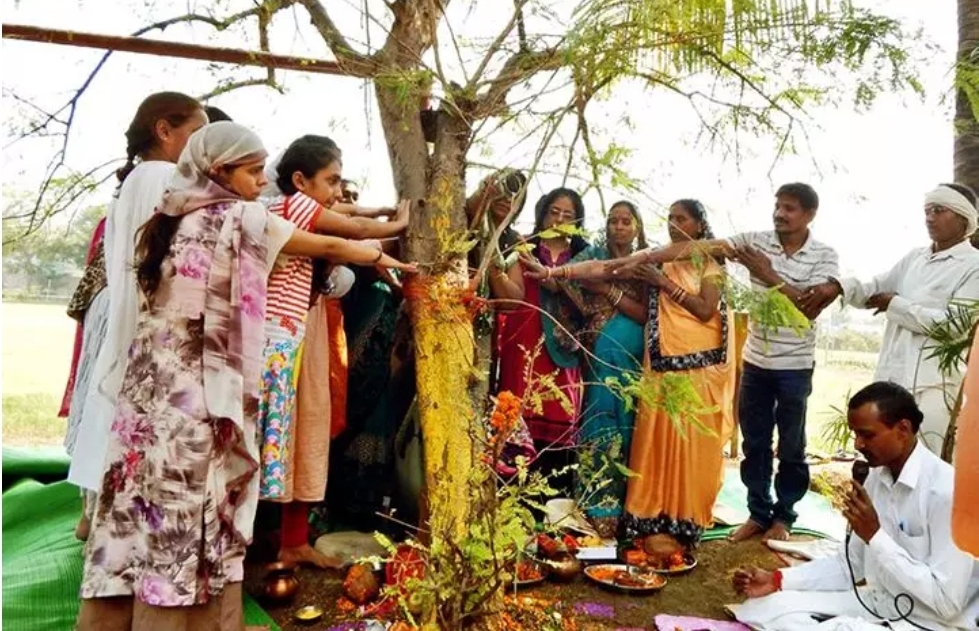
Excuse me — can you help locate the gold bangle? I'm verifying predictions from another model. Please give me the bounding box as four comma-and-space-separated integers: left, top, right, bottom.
611, 288, 624, 307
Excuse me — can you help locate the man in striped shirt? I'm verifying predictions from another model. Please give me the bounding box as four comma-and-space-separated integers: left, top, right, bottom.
609, 183, 839, 543
723, 183, 840, 542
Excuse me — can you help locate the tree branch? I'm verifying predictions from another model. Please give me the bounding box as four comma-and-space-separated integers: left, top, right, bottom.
474, 47, 564, 119
6, 0, 301, 229
295, 0, 378, 77
198, 77, 284, 102
466, 0, 531, 91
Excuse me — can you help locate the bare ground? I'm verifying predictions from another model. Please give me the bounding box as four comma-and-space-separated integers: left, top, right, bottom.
244, 536, 785, 631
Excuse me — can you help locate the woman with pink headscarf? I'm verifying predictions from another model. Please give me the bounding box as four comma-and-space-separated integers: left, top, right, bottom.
76, 122, 415, 631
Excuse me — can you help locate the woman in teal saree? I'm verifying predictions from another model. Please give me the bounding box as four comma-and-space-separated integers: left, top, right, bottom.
568, 201, 648, 537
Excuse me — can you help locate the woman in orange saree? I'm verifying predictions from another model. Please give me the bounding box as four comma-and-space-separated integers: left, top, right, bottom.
620, 199, 735, 547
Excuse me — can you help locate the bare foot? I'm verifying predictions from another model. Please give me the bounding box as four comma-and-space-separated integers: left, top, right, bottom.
728, 520, 766, 543
75, 516, 91, 542
279, 544, 344, 570
762, 521, 791, 542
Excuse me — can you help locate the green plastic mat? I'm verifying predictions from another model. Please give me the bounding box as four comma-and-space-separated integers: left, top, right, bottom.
1, 448, 280, 631
2, 446, 71, 490
705, 467, 845, 541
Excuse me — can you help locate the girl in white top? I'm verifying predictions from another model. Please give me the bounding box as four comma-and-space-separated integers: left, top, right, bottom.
68, 92, 208, 538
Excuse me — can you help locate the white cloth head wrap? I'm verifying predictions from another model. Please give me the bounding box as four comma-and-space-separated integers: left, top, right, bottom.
160, 121, 268, 217
261, 150, 285, 199
924, 185, 977, 236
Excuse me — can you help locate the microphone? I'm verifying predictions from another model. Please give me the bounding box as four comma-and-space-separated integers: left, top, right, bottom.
852, 460, 869, 486
845, 460, 870, 544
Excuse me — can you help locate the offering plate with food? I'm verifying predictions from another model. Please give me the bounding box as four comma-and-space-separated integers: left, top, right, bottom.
513, 558, 547, 588
540, 498, 619, 560
621, 534, 697, 575
584, 563, 667, 593
571, 533, 619, 561
531, 534, 583, 581
532, 532, 617, 564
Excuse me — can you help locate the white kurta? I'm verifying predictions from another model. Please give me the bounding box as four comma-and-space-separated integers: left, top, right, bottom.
68, 161, 175, 491
734, 443, 979, 631
840, 241, 979, 453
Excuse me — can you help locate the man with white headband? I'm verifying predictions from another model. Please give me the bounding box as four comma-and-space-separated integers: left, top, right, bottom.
802, 183, 979, 455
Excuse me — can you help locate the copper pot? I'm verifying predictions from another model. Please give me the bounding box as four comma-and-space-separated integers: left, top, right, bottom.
546, 552, 581, 583
263, 561, 300, 605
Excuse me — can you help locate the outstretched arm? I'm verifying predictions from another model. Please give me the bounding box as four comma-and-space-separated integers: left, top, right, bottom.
313, 199, 409, 239
281, 228, 417, 272
331, 201, 399, 218
603, 239, 733, 279
488, 261, 525, 303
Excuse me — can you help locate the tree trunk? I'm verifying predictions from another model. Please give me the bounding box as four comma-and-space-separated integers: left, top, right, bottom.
955, 0, 979, 248
376, 77, 491, 627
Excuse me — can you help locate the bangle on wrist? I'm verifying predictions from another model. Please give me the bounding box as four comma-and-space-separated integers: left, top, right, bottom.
545, 267, 553, 280
372, 249, 384, 264
773, 569, 783, 592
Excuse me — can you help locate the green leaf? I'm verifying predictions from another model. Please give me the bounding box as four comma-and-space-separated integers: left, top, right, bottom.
373, 532, 398, 554
613, 461, 640, 478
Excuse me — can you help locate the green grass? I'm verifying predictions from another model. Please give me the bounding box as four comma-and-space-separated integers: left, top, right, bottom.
0, 302, 877, 451
2, 302, 74, 447
808, 356, 875, 452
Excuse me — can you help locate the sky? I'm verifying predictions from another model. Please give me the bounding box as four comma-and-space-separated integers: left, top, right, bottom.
0, 0, 962, 279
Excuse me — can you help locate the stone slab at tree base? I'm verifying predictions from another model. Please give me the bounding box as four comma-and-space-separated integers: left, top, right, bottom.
313, 531, 388, 568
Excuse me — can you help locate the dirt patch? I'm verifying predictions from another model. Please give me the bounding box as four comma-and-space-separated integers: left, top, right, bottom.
245, 538, 784, 630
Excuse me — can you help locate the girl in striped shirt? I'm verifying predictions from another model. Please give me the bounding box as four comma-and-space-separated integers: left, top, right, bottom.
259, 134, 410, 569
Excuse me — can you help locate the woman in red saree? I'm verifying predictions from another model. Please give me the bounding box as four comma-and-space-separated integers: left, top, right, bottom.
494, 188, 588, 493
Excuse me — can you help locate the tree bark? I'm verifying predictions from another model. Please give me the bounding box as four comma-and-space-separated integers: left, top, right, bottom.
375, 45, 487, 625
955, 0, 979, 248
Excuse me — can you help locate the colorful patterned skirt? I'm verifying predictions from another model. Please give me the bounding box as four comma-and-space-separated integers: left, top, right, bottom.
258, 316, 306, 501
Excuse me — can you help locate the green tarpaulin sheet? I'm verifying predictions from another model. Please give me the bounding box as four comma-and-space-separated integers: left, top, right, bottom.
704, 467, 845, 541
1, 447, 280, 631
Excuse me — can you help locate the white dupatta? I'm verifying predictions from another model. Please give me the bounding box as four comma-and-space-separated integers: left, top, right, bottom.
68, 161, 174, 491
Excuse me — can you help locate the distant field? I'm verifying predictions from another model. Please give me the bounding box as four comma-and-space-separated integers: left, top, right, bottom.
1, 302, 876, 450
807, 350, 876, 450
2, 302, 73, 446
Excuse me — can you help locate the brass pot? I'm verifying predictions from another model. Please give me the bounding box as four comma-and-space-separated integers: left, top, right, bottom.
263, 561, 300, 605
546, 552, 581, 583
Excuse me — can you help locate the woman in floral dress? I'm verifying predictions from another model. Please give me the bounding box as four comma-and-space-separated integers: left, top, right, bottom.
76, 122, 415, 631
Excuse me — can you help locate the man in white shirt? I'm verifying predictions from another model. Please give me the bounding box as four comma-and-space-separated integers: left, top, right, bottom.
732, 381, 979, 631
803, 184, 979, 455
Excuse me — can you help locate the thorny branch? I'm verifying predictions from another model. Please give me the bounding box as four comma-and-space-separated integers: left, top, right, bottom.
465, 0, 532, 93
8, 0, 297, 229
2, 161, 118, 243
474, 47, 564, 118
